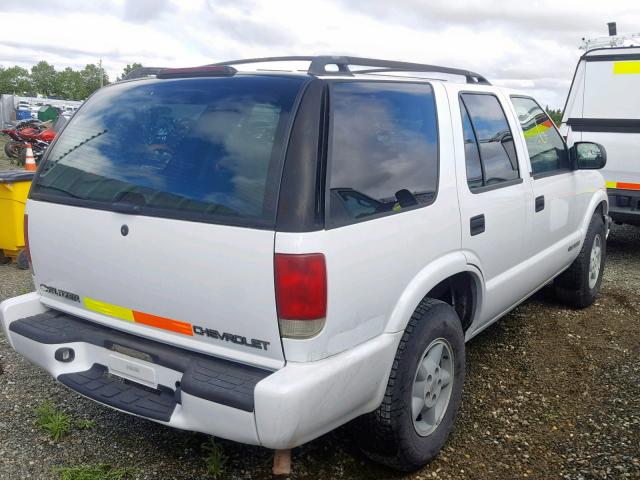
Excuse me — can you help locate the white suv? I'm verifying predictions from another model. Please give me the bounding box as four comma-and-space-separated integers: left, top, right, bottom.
0, 56, 610, 471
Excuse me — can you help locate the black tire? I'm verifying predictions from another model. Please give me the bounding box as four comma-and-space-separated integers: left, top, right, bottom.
16, 249, 29, 270
555, 213, 606, 308
4, 140, 21, 159
352, 299, 465, 472
0, 252, 11, 265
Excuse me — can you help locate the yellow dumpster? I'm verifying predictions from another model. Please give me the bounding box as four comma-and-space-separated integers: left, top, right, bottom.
0, 170, 35, 263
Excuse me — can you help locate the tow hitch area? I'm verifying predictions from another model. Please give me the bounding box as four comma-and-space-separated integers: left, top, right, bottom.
59, 365, 176, 421
8, 310, 273, 415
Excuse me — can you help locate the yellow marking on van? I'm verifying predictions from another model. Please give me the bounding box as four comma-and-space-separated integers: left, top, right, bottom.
84, 297, 134, 322
613, 61, 640, 75
606, 181, 640, 191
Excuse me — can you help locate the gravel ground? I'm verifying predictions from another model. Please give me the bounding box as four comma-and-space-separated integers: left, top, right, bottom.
0, 137, 15, 171
0, 140, 638, 480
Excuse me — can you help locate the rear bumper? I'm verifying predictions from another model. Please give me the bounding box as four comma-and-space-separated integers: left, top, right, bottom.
1, 293, 401, 449
608, 188, 640, 226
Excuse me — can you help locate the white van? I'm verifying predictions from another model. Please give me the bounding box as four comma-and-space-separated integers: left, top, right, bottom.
561, 46, 640, 225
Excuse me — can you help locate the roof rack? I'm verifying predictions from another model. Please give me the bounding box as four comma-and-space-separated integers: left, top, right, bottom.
208, 56, 491, 85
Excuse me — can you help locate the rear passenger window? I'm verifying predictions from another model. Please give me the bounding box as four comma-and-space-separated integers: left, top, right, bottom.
511, 96, 569, 176
460, 93, 519, 190
328, 82, 438, 227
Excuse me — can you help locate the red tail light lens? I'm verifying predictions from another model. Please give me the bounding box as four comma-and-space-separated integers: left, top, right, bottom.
23, 214, 31, 264
274, 253, 327, 338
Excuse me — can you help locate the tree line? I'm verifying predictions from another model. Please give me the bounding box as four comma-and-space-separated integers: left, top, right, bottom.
2, 62, 566, 124
545, 107, 562, 126
0, 61, 143, 101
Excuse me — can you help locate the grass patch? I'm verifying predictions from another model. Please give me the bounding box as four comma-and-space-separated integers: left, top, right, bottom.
76, 419, 97, 430
54, 464, 135, 480
35, 401, 71, 441
202, 438, 228, 479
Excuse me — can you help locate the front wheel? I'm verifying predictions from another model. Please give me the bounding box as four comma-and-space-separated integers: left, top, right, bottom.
352, 299, 465, 472
555, 213, 606, 308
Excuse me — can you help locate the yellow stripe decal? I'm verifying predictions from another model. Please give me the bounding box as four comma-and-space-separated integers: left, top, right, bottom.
83, 297, 193, 336
613, 61, 640, 74
606, 181, 640, 191
84, 297, 134, 322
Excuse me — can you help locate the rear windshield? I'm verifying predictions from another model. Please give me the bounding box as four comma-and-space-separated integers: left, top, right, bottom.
31, 75, 306, 228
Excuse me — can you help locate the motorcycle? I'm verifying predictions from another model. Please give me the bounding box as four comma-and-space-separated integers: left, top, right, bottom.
1, 125, 55, 164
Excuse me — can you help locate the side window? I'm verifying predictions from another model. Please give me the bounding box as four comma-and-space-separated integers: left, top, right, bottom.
460, 93, 519, 190
328, 82, 439, 226
511, 96, 569, 176
461, 103, 483, 189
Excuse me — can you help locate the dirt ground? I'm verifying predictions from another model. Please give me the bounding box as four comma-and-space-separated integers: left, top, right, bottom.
0, 145, 638, 479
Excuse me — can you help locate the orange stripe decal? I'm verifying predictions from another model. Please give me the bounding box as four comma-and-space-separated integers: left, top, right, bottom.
132, 310, 194, 336
616, 182, 640, 191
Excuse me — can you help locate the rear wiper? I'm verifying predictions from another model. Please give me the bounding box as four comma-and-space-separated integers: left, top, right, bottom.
110, 202, 143, 214
111, 191, 146, 214
38, 184, 84, 199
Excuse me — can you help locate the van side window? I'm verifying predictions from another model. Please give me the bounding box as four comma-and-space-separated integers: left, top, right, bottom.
460, 93, 519, 189
511, 96, 570, 176
328, 82, 439, 227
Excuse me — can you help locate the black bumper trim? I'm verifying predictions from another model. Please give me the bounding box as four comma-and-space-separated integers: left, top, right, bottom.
9, 311, 272, 412
567, 118, 640, 133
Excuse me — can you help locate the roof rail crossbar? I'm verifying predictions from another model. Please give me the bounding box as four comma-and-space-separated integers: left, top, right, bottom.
209, 56, 491, 85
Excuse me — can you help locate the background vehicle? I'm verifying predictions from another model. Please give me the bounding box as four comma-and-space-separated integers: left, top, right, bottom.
0, 57, 608, 473
1, 123, 55, 164
561, 40, 640, 226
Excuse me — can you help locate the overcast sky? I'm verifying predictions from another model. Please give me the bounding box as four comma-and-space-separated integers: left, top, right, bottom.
1, 0, 638, 108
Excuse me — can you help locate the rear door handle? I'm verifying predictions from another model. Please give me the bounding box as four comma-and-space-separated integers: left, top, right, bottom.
535, 195, 545, 212
470, 214, 485, 236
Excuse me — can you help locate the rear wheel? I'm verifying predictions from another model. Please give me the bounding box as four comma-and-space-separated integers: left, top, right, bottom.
555, 213, 606, 308
352, 299, 465, 472
4, 140, 21, 159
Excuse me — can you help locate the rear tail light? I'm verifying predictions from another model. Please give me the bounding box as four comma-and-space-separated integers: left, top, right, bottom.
23, 214, 32, 271
274, 253, 327, 339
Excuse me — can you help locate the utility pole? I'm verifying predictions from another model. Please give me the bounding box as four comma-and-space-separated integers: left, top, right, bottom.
99, 59, 103, 88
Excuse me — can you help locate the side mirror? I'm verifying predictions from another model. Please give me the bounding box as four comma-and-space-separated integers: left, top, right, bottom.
570, 142, 607, 170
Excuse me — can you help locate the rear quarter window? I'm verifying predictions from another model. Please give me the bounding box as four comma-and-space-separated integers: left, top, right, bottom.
31, 75, 306, 228
327, 81, 439, 227
459, 93, 519, 190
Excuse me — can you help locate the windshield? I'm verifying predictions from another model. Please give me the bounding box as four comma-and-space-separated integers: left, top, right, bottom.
31, 75, 306, 228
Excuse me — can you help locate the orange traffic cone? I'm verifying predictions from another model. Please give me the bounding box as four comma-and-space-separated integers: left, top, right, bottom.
24, 143, 36, 171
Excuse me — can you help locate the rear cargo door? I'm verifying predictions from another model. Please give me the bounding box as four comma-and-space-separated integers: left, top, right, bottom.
27, 75, 308, 369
